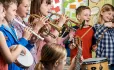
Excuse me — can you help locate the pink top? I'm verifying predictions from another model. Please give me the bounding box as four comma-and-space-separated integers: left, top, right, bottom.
0, 54, 8, 70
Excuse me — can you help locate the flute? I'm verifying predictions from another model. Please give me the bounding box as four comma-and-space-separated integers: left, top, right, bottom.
13, 18, 44, 40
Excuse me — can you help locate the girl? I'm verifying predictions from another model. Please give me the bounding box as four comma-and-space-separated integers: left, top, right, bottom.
34, 43, 76, 70
69, 6, 95, 60
0, 0, 32, 70
28, 0, 67, 69
11, 0, 47, 70
93, 4, 114, 70
11, 0, 45, 53
0, 2, 25, 70
12, 0, 45, 40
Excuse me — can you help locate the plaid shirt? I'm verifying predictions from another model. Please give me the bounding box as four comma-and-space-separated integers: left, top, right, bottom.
94, 23, 114, 64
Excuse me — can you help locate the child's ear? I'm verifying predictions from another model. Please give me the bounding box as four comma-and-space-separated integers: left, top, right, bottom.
77, 15, 81, 20
100, 11, 103, 16
54, 60, 59, 67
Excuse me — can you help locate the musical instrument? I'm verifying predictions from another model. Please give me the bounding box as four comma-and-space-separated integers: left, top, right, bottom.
74, 36, 82, 70
13, 18, 44, 40
28, 14, 58, 39
28, 13, 85, 38
81, 58, 109, 70
49, 13, 85, 37
15, 47, 34, 68
49, 12, 85, 29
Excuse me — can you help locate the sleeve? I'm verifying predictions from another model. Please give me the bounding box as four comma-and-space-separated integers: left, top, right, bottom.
89, 27, 97, 52
18, 37, 28, 46
92, 27, 97, 45
18, 38, 34, 50
93, 24, 107, 39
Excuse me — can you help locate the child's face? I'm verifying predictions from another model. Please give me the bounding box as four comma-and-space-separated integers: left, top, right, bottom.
77, 9, 91, 23
40, 0, 53, 16
0, 5, 5, 22
17, 0, 30, 18
55, 56, 67, 70
101, 10, 113, 22
5, 3, 17, 22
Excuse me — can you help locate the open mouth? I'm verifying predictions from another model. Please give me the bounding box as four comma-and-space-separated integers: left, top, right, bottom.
26, 12, 29, 15
86, 20, 89, 22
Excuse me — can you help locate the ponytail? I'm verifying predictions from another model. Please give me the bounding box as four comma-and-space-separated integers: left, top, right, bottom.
34, 62, 44, 70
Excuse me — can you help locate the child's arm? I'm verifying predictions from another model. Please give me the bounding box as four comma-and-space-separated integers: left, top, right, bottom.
0, 31, 25, 64
18, 27, 33, 50
93, 23, 107, 39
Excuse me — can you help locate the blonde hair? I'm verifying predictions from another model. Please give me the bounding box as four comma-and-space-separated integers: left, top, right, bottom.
34, 43, 67, 70
98, 4, 114, 24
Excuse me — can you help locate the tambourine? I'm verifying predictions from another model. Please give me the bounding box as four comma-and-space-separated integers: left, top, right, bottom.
15, 47, 34, 68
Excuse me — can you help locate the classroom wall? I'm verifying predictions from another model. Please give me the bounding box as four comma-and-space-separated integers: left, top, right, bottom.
89, 0, 113, 25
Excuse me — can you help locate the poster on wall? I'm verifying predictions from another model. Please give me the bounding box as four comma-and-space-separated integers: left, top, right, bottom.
64, 0, 89, 26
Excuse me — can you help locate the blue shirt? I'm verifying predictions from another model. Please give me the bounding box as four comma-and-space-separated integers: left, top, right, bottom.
0, 24, 33, 70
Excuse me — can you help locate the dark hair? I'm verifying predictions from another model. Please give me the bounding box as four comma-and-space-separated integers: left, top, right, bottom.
30, 0, 51, 23
30, 0, 51, 15
16, 0, 23, 6
76, 6, 90, 16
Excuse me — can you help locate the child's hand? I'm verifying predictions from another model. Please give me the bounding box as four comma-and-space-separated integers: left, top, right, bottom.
23, 27, 32, 40
69, 42, 76, 49
92, 45, 97, 51
9, 45, 18, 51
58, 14, 67, 27
104, 22, 113, 28
69, 29, 75, 39
10, 45, 26, 56
21, 47, 26, 56
33, 16, 48, 33
70, 56, 84, 69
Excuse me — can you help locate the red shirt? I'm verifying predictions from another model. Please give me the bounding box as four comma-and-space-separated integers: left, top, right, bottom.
70, 26, 94, 60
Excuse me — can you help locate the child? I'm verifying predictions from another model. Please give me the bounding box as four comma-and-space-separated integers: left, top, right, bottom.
13, 0, 44, 40
0, 0, 32, 70
28, 0, 67, 69
34, 43, 77, 70
69, 6, 95, 60
93, 4, 114, 70
11, 0, 47, 70
0, 2, 26, 70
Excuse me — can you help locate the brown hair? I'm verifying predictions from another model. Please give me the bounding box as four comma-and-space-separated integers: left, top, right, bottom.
3, 0, 17, 9
98, 4, 114, 24
30, 0, 51, 15
16, 0, 23, 6
34, 43, 66, 70
30, 0, 51, 23
76, 6, 90, 17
